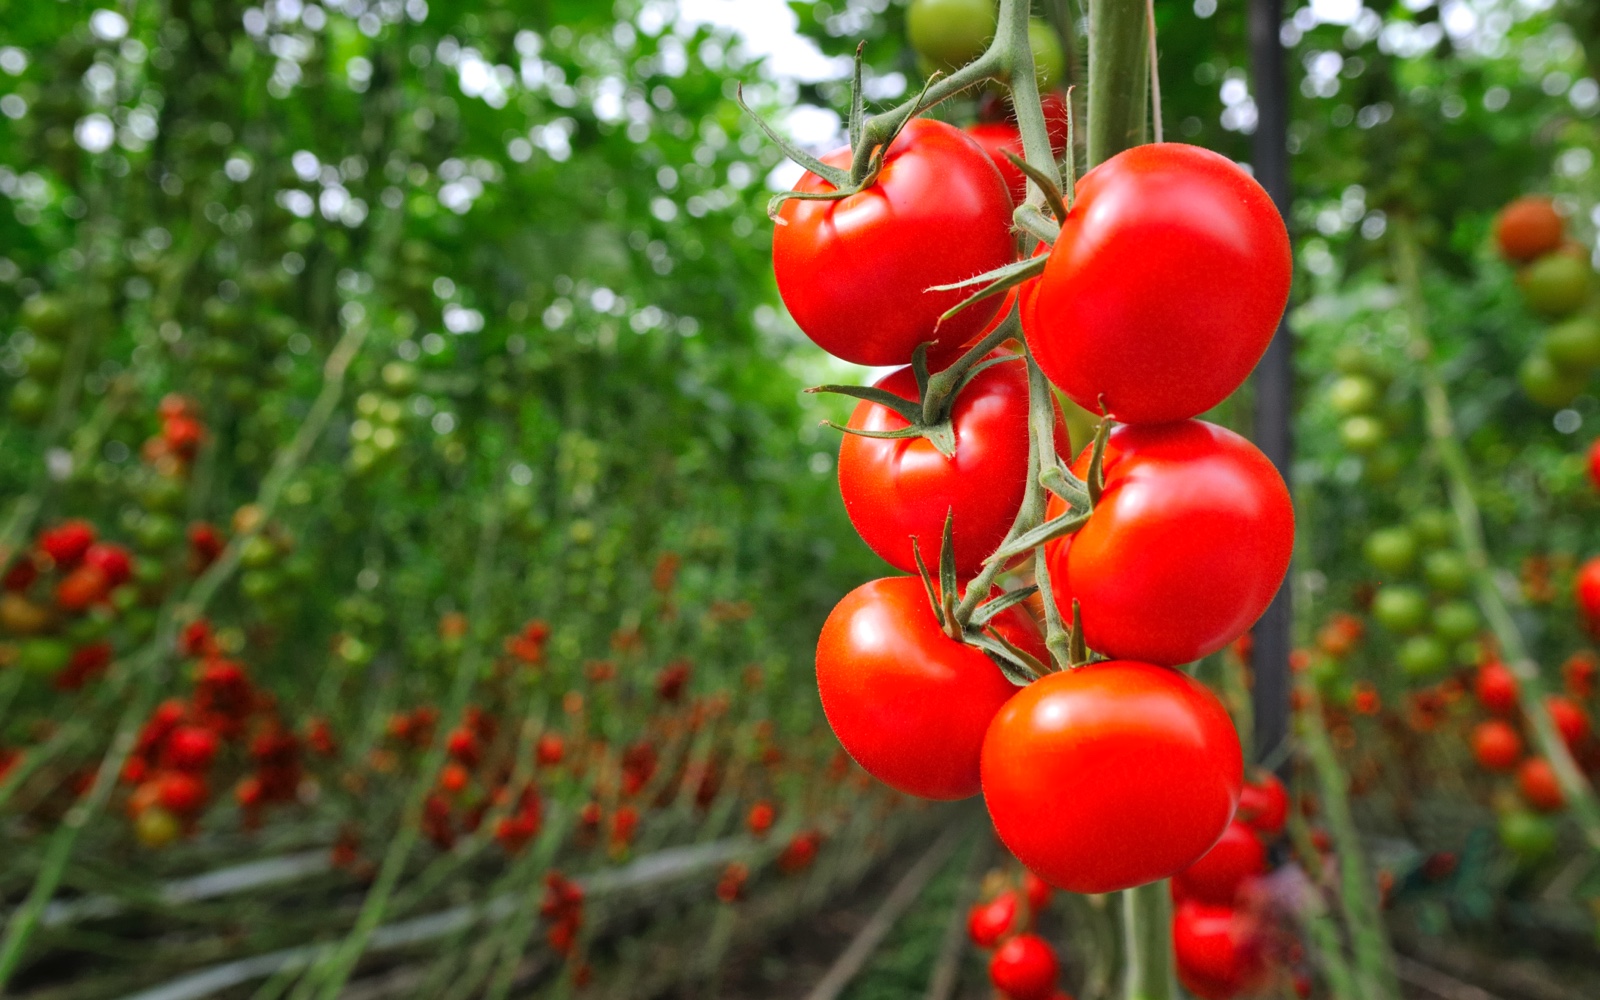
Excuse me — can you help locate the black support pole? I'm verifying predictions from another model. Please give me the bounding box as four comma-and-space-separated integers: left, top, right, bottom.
1249, 0, 1294, 773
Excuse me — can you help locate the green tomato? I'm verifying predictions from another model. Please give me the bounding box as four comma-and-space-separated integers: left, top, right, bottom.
1373, 585, 1429, 633
1520, 253, 1591, 319
1340, 414, 1386, 453
1363, 445, 1403, 484
1542, 316, 1600, 373
203, 297, 246, 332
907, 0, 996, 72
1028, 19, 1065, 92
1398, 634, 1449, 678
382, 361, 419, 391
1423, 549, 1471, 594
240, 569, 282, 601
20, 294, 72, 339
64, 607, 113, 644
1499, 810, 1556, 861
1327, 374, 1379, 416
22, 339, 64, 379
1408, 508, 1453, 548
9, 379, 50, 423
140, 474, 186, 513
1455, 639, 1483, 666
1308, 652, 1342, 690
134, 513, 179, 551
1363, 526, 1417, 576
1519, 352, 1587, 409
239, 535, 279, 570
1334, 342, 1379, 375
17, 637, 72, 676
1431, 600, 1480, 642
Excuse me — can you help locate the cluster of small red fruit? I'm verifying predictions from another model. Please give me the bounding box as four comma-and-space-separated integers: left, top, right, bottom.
775, 95, 1294, 897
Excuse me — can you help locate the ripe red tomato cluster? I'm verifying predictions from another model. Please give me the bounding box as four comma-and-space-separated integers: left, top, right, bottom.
121, 628, 312, 846
4, 519, 137, 690
786, 116, 1292, 894
966, 870, 1069, 1000
1468, 657, 1594, 821
1169, 772, 1307, 1000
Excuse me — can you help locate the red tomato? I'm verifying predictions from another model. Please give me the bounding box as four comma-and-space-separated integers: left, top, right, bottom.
1495, 196, 1564, 263
1236, 771, 1288, 836
1474, 661, 1519, 715
1547, 695, 1590, 750
1173, 901, 1270, 1000
981, 661, 1242, 893
1564, 651, 1597, 699
1517, 757, 1565, 812
966, 122, 1028, 204
1578, 557, 1600, 638
838, 355, 1066, 576
1587, 438, 1600, 492
988, 933, 1059, 1000
163, 726, 220, 772
155, 771, 208, 816
1024, 144, 1290, 424
39, 520, 97, 566
1470, 720, 1522, 773
1173, 821, 1266, 906
1043, 421, 1292, 666
746, 801, 775, 836
83, 543, 133, 587
56, 564, 110, 612
967, 890, 1019, 948
1023, 870, 1053, 914
536, 733, 564, 766
816, 576, 1041, 800
773, 118, 1016, 367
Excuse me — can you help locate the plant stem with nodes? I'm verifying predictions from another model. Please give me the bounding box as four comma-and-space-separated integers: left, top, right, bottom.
1391, 215, 1600, 852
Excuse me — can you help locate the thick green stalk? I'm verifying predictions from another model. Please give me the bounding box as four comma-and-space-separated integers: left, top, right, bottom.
1087, 0, 1149, 167
1391, 217, 1600, 851
1299, 684, 1400, 1000
1121, 882, 1176, 1000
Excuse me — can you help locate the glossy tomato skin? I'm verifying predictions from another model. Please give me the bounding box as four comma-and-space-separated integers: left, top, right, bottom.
988, 934, 1059, 1000
774, 118, 1016, 367
981, 661, 1243, 893
1173, 901, 1270, 1000
967, 890, 1019, 948
1044, 421, 1293, 666
1172, 821, 1267, 906
1024, 144, 1291, 424
838, 355, 1067, 576
816, 576, 1042, 801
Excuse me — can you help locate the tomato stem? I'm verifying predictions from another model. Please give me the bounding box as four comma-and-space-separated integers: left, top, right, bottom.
1087, 0, 1150, 168
1120, 880, 1176, 1000
1295, 681, 1401, 1000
